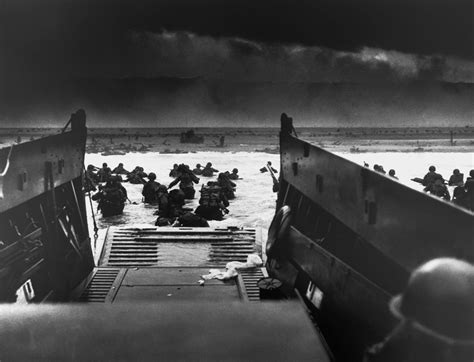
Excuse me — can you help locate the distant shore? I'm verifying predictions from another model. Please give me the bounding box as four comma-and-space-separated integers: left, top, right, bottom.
1, 127, 473, 153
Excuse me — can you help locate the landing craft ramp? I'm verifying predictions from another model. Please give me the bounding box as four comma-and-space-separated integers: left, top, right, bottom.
73, 226, 268, 303
59, 226, 331, 361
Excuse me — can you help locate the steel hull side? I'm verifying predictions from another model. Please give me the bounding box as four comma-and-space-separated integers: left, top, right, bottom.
269, 227, 396, 359
0, 113, 94, 302
279, 132, 473, 272
0, 127, 87, 213
268, 128, 474, 360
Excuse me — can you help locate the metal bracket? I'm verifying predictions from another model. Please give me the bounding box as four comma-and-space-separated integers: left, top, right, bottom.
18, 171, 28, 191
365, 200, 377, 225
292, 162, 298, 176
316, 174, 324, 193
58, 159, 65, 174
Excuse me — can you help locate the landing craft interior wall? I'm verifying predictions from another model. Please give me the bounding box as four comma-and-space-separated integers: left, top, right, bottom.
0, 128, 87, 213
0, 112, 93, 302
279, 132, 474, 271
268, 119, 474, 360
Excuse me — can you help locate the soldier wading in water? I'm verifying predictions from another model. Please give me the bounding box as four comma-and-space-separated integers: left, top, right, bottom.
142, 172, 161, 204
92, 176, 127, 216
168, 164, 199, 199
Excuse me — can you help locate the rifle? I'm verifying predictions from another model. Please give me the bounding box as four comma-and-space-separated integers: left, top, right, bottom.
266, 163, 280, 193
411, 177, 447, 185
411, 177, 424, 185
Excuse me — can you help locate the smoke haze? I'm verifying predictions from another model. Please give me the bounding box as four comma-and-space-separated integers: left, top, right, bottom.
1, 1, 473, 127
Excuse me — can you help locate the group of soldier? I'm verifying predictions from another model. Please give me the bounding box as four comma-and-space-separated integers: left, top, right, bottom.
364, 162, 473, 210
421, 166, 474, 210
153, 162, 239, 226
364, 162, 398, 179
85, 161, 241, 226
85, 163, 135, 217
85, 162, 148, 189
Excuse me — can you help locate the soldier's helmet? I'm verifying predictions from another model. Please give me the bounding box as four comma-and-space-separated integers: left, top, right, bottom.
429, 166, 436, 172
157, 185, 168, 193
148, 172, 156, 180
196, 163, 201, 168
232, 168, 238, 173
390, 258, 474, 344
206, 162, 212, 167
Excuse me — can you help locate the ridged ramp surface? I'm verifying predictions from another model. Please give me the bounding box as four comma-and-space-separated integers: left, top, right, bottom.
78, 268, 121, 302
239, 268, 267, 301
100, 227, 259, 268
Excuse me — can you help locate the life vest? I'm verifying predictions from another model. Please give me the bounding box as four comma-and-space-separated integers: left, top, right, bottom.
102, 187, 126, 205
143, 182, 160, 202
199, 186, 221, 208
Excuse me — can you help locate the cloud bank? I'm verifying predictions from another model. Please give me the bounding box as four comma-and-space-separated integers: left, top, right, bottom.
126, 31, 474, 82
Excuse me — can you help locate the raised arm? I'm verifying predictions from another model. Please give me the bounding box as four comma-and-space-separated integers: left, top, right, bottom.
168, 177, 180, 189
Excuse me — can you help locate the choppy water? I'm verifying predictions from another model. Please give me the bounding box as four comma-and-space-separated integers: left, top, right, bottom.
85, 151, 473, 238
85, 152, 280, 235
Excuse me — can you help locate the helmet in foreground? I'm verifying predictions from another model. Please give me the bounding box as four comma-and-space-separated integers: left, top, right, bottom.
390, 258, 474, 344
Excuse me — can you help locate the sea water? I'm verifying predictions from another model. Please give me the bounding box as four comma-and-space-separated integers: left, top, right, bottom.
85, 151, 473, 237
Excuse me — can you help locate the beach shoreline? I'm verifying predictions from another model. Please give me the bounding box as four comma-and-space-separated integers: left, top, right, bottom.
1, 127, 473, 154
86, 129, 474, 154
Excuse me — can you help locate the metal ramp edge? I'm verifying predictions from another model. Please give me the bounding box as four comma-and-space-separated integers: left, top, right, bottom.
238, 267, 268, 301
75, 268, 125, 303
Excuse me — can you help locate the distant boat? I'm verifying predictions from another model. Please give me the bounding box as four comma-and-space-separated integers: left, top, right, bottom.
180, 129, 204, 143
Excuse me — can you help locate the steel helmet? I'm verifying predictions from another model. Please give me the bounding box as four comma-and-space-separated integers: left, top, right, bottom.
148, 172, 156, 180
157, 185, 168, 193
390, 258, 474, 344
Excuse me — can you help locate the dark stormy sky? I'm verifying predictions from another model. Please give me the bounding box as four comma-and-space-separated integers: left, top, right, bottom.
1, 0, 473, 127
